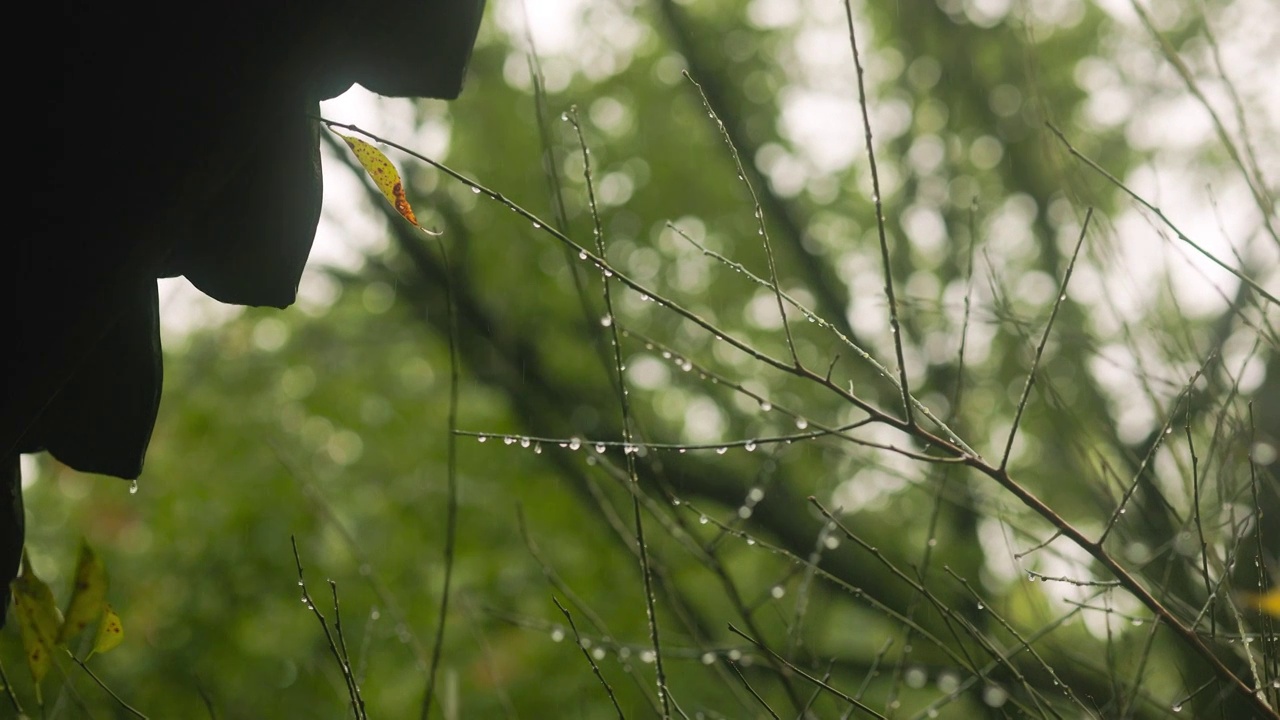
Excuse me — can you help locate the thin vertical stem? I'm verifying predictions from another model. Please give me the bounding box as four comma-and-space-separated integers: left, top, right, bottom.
841, 1, 913, 425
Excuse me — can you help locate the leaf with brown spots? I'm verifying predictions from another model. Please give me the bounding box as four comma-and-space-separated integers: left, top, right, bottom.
91, 603, 125, 656
57, 540, 109, 645
335, 132, 436, 233
11, 552, 63, 698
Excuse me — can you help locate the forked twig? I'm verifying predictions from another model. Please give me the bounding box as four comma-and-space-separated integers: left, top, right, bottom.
683, 71, 800, 367
291, 537, 366, 720
1047, 123, 1276, 306
1001, 208, 1093, 470
728, 624, 886, 719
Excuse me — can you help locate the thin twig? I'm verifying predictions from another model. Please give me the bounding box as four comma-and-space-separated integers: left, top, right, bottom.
1047, 123, 1276, 305
726, 659, 782, 720
421, 226, 462, 720
728, 624, 886, 719
0, 657, 22, 717
683, 71, 800, 367
291, 537, 365, 720
553, 597, 626, 719
564, 108, 673, 718
1187, 423, 1216, 638
841, 0, 913, 425
1001, 208, 1093, 470
67, 650, 149, 719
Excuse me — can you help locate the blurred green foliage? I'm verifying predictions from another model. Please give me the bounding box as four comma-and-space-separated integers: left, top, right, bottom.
5, 0, 1277, 718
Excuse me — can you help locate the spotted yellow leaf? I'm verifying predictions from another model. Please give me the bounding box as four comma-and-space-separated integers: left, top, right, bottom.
92, 603, 125, 656
336, 133, 422, 227
12, 552, 63, 692
58, 540, 109, 645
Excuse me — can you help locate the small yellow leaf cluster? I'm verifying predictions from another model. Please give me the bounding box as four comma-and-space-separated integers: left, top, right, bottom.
10, 542, 124, 704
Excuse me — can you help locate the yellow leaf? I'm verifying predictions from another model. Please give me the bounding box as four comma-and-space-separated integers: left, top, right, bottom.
336, 133, 421, 227
1243, 588, 1280, 618
58, 540, 109, 645
92, 603, 125, 656
12, 552, 63, 689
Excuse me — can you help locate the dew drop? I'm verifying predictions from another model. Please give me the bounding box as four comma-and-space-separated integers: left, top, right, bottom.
595, 444, 606, 453
531, 221, 541, 229
568, 437, 581, 450
470, 186, 481, 194
759, 400, 772, 412
795, 418, 809, 430
716, 447, 728, 455
477, 435, 487, 443
770, 585, 785, 599
578, 251, 588, 260
520, 437, 531, 448
698, 515, 709, 525
600, 316, 613, 327
551, 627, 565, 642
744, 440, 757, 452
129, 480, 139, 495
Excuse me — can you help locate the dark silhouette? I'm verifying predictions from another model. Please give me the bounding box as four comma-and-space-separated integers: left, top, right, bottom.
3, 1, 485, 623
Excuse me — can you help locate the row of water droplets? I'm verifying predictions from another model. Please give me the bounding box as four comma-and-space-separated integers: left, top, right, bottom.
547, 625, 758, 671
